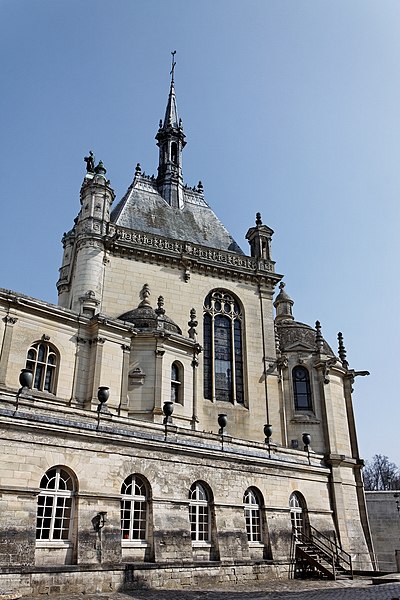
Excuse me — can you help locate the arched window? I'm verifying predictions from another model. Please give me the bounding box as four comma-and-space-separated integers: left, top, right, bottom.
203, 290, 244, 403
171, 142, 178, 164
26, 342, 58, 393
189, 482, 211, 543
36, 467, 75, 541
243, 488, 262, 542
171, 361, 183, 404
289, 492, 308, 541
292, 366, 312, 411
121, 475, 149, 542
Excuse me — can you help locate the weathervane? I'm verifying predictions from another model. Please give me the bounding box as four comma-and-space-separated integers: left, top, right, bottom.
170, 50, 176, 82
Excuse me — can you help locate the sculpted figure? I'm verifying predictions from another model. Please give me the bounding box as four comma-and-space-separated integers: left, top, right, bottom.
84, 151, 95, 173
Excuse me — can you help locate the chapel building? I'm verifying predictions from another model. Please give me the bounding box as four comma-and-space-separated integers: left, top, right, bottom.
0, 70, 375, 594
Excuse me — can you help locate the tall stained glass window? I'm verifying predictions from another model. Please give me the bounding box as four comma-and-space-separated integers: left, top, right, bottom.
203, 290, 243, 403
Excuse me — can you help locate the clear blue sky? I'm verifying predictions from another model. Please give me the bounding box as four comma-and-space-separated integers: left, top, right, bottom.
1, 0, 399, 464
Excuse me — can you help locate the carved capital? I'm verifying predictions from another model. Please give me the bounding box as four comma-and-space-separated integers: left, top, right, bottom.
121, 344, 131, 352
2, 315, 17, 325
90, 337, 106, 345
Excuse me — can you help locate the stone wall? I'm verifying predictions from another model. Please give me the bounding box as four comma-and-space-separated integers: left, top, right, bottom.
366, 491, 400, 571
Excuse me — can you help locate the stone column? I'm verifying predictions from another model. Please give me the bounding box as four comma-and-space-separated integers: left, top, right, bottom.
0, 315, 18, 386
118, 344, 131, 416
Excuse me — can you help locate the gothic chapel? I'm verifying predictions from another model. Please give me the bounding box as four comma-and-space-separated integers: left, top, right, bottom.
0, 67, 374, 594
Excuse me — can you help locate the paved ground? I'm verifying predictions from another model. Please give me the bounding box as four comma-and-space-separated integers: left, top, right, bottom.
28, 577, 400, 600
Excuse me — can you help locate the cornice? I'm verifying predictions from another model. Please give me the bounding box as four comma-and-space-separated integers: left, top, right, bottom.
106, 226, 283, 286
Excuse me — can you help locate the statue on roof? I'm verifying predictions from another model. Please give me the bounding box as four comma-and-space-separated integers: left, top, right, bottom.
84, 151, 95, 173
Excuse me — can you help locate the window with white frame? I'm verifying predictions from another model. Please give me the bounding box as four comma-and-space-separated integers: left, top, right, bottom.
203, 290, 244, 403
121, 474, 149, 542
189, 482, 211, 543
26, 342, 58, 393
36, 467, 75, 541
171, 361, 183, 404
243, 487, 262, 542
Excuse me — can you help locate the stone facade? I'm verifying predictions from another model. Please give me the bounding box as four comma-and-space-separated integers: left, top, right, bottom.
0, 74, 374, 595
366, 491, 400, 572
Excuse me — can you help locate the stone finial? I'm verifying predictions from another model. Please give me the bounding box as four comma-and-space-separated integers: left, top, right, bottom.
274, 282, 294, 322
94, 160, 106, 175
138, 284, 151, 307
135, 163, 142, 175
197, 181, 203, 193
159, 119, 162, 129
315, 320, 324, 351
256, 212, 262, 226
337, 332, 349, 369
155, 296, 165, 316
188, 308, 198, 340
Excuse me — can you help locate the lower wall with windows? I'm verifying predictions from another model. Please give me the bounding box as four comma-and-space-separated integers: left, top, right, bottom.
0, 390, 373, 595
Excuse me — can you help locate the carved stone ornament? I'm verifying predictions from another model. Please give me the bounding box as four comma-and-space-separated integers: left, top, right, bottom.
2, 315, 17, 325
128, 367, 146, 386
277, 322, 334, 356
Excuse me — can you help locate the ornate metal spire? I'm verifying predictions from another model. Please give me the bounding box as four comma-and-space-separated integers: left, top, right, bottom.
337, 332, 349, 369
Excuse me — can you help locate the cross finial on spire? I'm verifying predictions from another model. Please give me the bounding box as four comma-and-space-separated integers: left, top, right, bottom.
170, 50, 177, 83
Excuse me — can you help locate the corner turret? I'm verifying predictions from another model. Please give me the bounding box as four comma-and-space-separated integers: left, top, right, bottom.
57, 153, 115, 313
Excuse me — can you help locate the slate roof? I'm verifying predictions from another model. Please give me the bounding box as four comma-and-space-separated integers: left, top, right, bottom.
110, 174, 244, 254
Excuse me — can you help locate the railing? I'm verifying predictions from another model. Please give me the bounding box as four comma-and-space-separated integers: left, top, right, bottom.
295, 525, 353, 580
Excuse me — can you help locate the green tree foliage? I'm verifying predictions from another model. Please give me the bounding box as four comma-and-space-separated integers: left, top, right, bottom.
363, 454, 400, 491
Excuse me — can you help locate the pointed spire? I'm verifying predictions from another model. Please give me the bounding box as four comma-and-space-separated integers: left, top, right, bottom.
274, 282, 294, 322
155, 52, 186, 208
337, 332, 349, 369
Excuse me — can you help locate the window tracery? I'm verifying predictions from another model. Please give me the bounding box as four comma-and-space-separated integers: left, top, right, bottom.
203, 290, 244, 403
26, 342, 58, 393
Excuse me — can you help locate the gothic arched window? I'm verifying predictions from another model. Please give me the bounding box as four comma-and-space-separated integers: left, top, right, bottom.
292, 366, 312, 411
26, 342, 58, 393
203, 290, 244, 403
189, 482, 211, 543
121, 474, 150, 542
36, 467, 75, 541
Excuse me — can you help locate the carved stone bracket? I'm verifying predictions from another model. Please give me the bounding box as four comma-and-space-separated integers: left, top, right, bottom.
90, 337, 106, 345
155, 349, 165, 357
315, 358, 338, 384
2, 315, 17, 325
121, 344, 131, 352
128, 367, 146, 386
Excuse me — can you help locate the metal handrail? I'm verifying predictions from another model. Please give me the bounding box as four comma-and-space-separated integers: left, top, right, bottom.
295, 525, 353, 579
